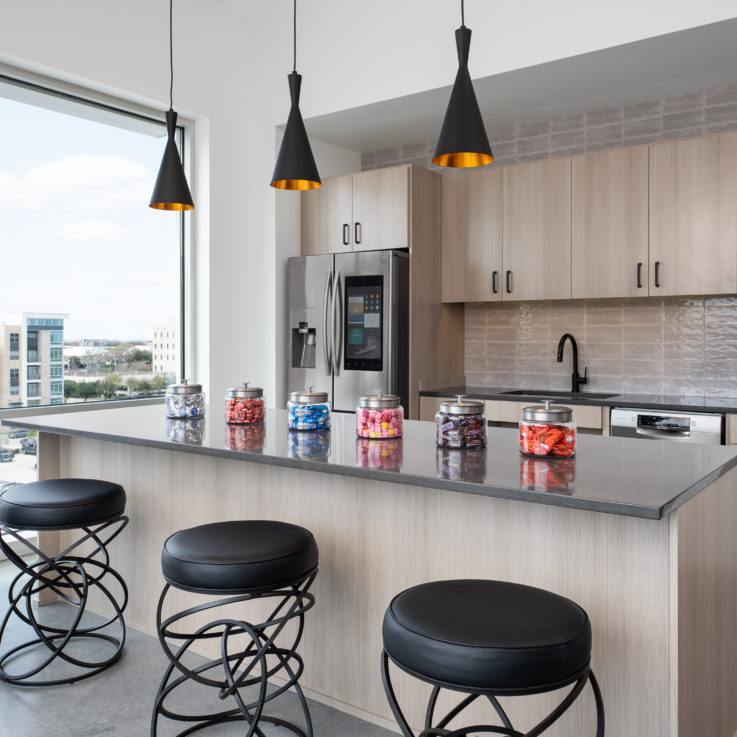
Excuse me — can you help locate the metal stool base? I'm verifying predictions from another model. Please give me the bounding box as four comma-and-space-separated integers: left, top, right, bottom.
0, 515, 129, 686
382, 650, 605, 737
151, 572, 317, 737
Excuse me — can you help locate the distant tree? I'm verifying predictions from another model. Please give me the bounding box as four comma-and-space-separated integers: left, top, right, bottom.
129, 349, 152, 363
129, 378, 152, 394
100, 375, 123, 399
68, 356, 85, 370
78, 382, 100, 402
64, 380, 80, 399
151, 375, 168, 392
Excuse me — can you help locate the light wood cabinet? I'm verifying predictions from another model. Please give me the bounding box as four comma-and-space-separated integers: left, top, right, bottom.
301, 174, 353, 255
301, 166, 409, 255
503, 158, 572, 301
352, 166, 409, 252
649, 132, 737, 296
572, 147, 649, 299
441, 167, 503, 302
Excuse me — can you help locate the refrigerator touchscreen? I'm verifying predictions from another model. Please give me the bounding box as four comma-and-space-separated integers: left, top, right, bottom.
344, 275, 383, 370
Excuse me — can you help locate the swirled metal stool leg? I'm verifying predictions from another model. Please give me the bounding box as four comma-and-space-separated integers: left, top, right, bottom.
151, 571, 317, 737
383, 651, 605, 737
0, 515, 128, 686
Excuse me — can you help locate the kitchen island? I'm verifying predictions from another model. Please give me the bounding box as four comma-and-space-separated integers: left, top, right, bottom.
6, 405, 737, 737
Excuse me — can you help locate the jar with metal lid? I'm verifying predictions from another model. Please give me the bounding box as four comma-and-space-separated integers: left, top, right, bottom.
166, 380, 205, 419
287, 387, 330, 431
519, 400, 576, 457
225, 382, 264, 424
435, 395, 487, 448
355, 392, 403, 439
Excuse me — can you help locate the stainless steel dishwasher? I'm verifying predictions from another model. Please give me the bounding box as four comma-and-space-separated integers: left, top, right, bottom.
610, 408, 724, 445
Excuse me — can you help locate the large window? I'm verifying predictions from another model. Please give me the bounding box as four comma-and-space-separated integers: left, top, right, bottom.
0, 73, 186, 418
9, 369, 18, 395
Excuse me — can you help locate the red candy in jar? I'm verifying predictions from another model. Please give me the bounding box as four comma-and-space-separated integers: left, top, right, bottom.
519, 401, 576, 457
225, 383, 265, 425
355, 393, 403, 439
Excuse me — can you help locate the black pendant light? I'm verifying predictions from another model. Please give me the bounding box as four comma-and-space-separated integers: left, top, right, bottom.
270, 0, 321, 190
433, 0, 493, 168
150, 0, 194, 211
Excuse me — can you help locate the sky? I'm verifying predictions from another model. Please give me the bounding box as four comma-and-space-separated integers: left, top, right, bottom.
0, 93, 181, 341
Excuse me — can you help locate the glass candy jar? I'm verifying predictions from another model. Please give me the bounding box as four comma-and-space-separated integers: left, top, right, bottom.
519, 401, 576, 458
225, 383, 264, 424
166, 380, 205, 419
435, 396, 487, 449
355, 393, 403, 439
287, 388, 330, 431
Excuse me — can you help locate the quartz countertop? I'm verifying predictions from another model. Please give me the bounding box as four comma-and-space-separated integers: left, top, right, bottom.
6, 404, 737, 520
420, 386, 737, 414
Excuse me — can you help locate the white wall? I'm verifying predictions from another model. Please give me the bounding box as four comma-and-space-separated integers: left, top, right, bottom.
1, 0, 734, 404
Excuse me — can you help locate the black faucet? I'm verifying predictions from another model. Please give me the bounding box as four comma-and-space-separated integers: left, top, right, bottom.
557, 333, 588, 393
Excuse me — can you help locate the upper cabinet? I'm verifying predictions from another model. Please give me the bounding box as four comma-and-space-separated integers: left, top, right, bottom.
301, 166, 409, 255
572, 147, 649, 299
649, 132, 737, 296
441, 167, 503, 302
301, 174, 353, 256
503, 158, 572, 301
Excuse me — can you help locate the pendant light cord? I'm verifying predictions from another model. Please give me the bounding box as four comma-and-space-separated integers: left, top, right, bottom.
292, 0, 297, 72
461, 0, 465, 27
169, 0, 174, 110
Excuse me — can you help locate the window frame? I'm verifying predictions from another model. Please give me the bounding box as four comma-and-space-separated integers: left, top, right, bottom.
0, 66, 193, 415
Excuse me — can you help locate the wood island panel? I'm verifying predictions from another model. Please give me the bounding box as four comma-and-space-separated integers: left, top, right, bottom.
39, 432, 737, 737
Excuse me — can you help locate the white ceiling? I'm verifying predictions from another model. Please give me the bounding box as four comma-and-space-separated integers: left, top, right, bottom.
303, 17, 737, 153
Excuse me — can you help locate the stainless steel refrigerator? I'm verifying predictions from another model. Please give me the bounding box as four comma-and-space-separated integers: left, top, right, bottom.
287, 251, 409, 413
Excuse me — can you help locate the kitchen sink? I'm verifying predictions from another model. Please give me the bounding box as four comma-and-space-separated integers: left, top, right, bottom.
501, 389, 618, 400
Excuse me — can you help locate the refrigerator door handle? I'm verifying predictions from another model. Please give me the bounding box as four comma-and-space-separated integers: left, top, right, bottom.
332, 269, 343, 376
322, 270, 333, 375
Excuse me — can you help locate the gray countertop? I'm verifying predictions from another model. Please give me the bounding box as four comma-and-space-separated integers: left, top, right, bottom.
6, 404, 737, 520
420, 385, 737, 413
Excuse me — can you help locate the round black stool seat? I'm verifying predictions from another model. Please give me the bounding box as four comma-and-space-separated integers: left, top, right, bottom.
383, 579, 592, 693
0, 478, 126, 530
161, 520, 319, 594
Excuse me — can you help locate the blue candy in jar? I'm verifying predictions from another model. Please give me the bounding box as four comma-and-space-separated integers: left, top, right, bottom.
287, 388, 330, 431
166, 380, 206, 419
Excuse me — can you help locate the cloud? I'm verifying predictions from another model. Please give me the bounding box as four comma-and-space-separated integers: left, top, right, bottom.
0, 155, 154, 212
56, 220, 128, 242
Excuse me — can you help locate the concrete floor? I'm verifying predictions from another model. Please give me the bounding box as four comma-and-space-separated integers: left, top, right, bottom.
0, 560, 396, 736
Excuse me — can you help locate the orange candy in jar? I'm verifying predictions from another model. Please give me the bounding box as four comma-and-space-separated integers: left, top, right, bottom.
519, 401, 576, 457
225, 383, 265, 424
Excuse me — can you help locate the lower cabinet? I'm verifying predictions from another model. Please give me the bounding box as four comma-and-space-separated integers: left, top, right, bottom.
419, 396, 605, 430
727, 415, 737, 445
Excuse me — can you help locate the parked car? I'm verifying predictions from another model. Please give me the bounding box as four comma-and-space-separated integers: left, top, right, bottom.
7, 429, 27, 439
0, 450, 14, 463
21, 438, 37, 455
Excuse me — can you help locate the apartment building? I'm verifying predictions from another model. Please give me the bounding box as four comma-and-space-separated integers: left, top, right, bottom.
0, 313, 67, 408
152, 317, 179, 380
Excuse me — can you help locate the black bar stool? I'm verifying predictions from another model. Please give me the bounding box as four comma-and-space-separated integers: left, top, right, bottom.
382, 579, 605, 737
0, 478, 128, 686
151, 519, 319, 737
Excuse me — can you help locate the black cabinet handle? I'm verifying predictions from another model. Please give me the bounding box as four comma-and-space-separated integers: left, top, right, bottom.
506, 270, 512, 294
492, 271, 498, 294
637, 262, 643, 289
354, 222, 362, 245
342, 223, 350, 246
654, 261, 661, 288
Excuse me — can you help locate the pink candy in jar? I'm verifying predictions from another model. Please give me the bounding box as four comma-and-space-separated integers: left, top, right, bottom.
356, 393, 403, 439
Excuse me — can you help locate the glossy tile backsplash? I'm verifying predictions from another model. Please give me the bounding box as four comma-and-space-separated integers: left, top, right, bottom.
465, 298, 737, 397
